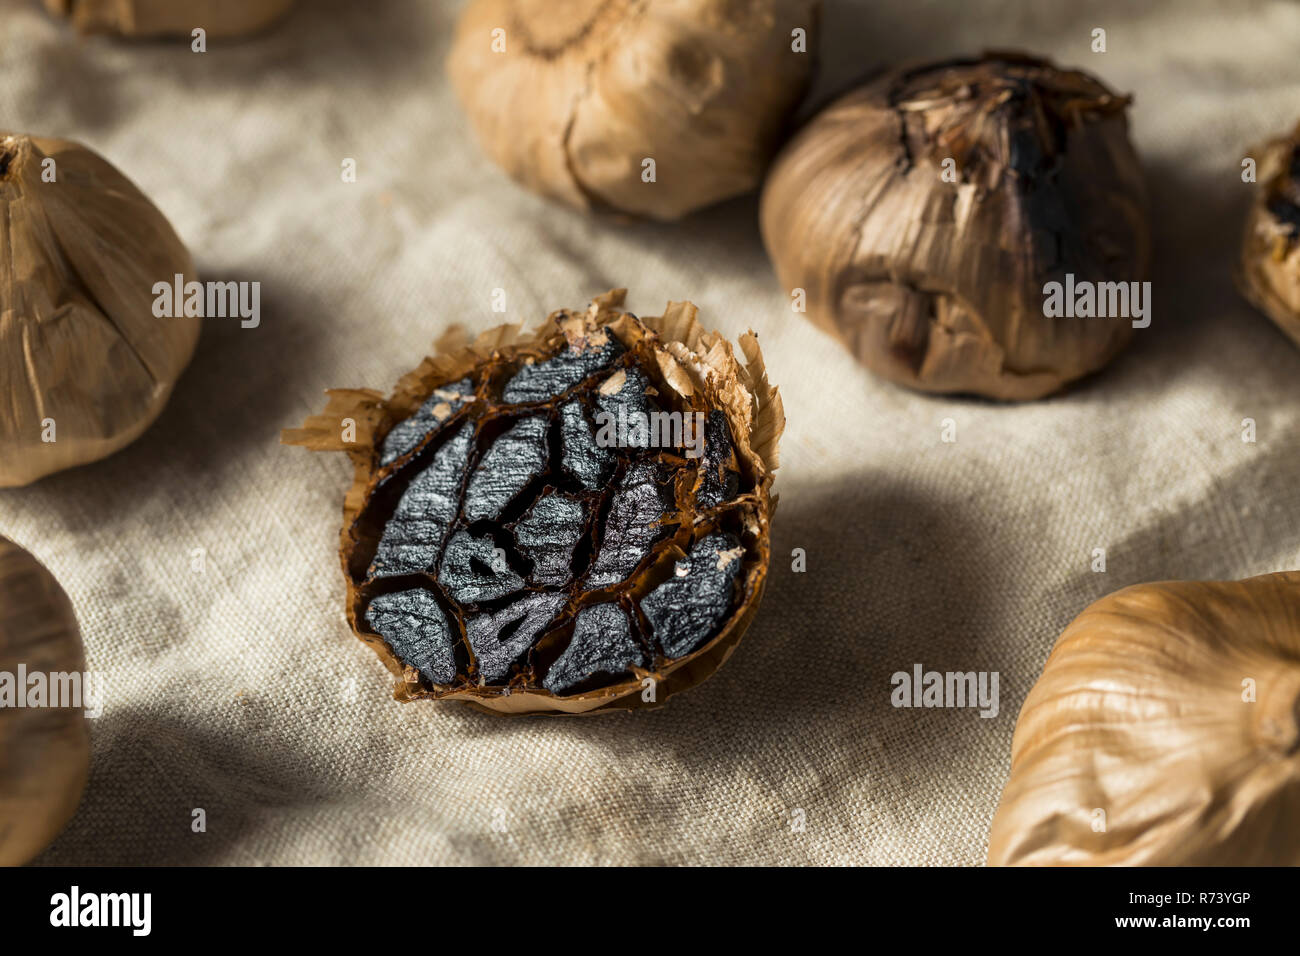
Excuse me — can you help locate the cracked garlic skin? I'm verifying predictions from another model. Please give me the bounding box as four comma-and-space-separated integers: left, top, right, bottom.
989, 572, 1300, 866
1237, 121, 1300, 348
447, 0, 819, 221
0, 134, 200, 487
761, 53, 1151, 400
42, 0, 295, 37
0, 537, 90, 866
283, 290, 783, 715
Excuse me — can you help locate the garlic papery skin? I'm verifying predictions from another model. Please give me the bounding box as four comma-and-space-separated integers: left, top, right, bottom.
42, 0, 295, 38
447, 0, 819, 221
0, 537, 90, 866
988, 571, 1300, 866
0, 133, 201, 487
1237, 122, 1300, 349
761, 53, 1151, 400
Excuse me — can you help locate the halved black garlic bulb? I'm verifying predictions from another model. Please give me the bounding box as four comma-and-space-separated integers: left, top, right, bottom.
284, 290, 782, 715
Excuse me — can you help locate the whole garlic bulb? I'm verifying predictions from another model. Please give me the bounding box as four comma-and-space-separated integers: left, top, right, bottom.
447, 0, 819, 220
761, 53, 1151, 400
989, 572, 1300, 866
0, 133, 201, 487
0, 536, 90, 866
1236, 121, 1300, 348
42, 0, 295, 37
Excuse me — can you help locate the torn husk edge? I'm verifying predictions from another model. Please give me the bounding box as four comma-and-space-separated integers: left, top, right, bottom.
282, 289, 784, 715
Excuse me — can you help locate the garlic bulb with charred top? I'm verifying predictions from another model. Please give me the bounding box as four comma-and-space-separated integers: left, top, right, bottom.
761, 52, 1151, 400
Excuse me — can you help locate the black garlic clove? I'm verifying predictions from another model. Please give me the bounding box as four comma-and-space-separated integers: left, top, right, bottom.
379, 377, 474, 466
644, 532, 744, 659
585, 460, 673, 588
544, 603, 647, 695
366, 589, 460, 685
463, 414, 549, 522
512, 491, 587, 587
501, 335, 625, 403
593, 367, 658, 449
695, 410, 741, 509
370, 423, 474, 578
559, 400, 614, 490
438, 529, 525, 604
466, 592, 568, 683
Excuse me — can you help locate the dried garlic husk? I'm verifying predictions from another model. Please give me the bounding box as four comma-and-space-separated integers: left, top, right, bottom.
761, 52, 1151, 400
283, 290, 783, 716
43, 0, 295, 37
1236, 121, 1300, 348
447, 0, 819, 220
989, 572, 1300, 866
0, 133, 200, 487
0, 537, 90, 866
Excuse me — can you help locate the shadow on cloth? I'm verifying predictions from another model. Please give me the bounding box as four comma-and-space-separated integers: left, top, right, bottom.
173, 0, 437, 93
32, 704, 384, 865
425, 475, 1024, 860
21, 0, 437, 135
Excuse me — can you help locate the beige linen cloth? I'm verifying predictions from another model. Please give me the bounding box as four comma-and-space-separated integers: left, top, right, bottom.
3, 0, 1299, 865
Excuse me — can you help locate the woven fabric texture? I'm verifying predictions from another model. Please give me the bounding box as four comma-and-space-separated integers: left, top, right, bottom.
2, 0, 1298, 865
